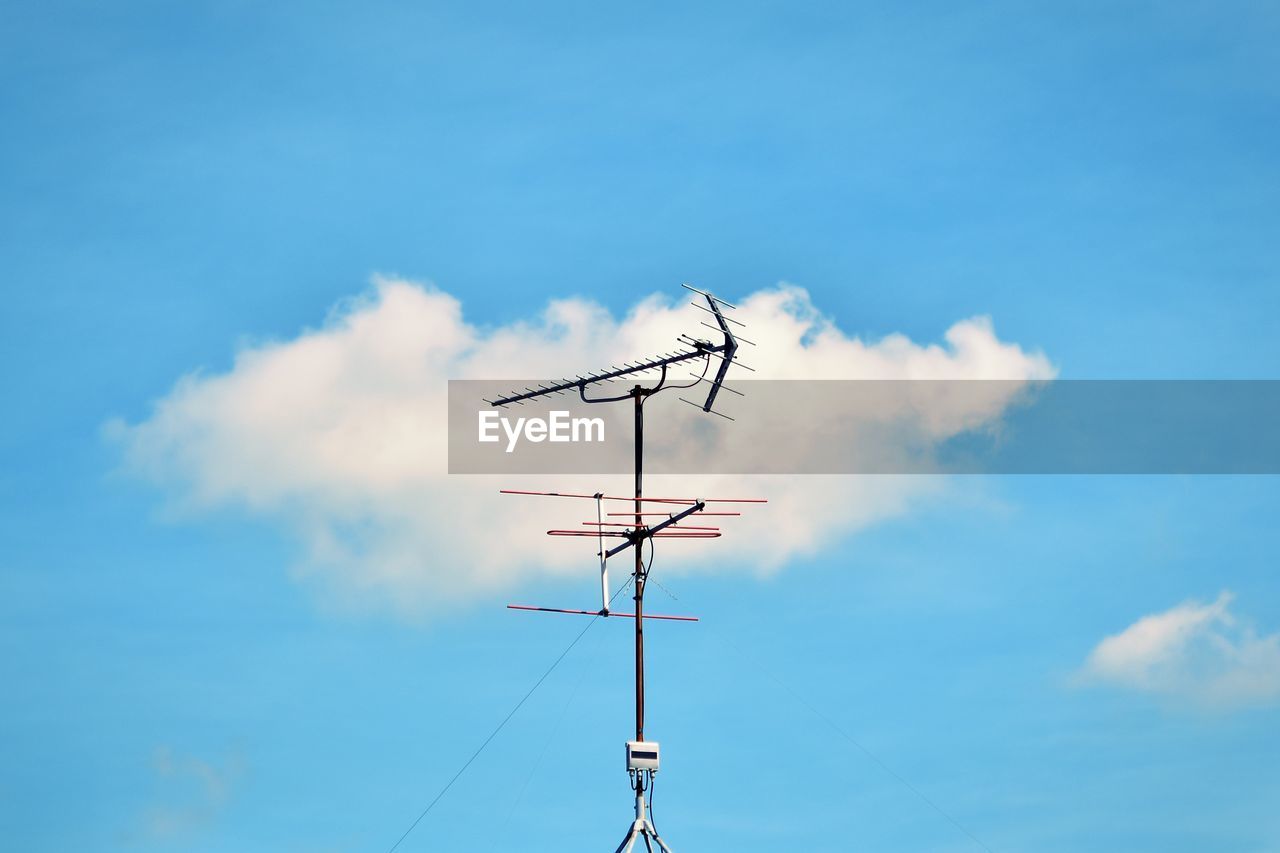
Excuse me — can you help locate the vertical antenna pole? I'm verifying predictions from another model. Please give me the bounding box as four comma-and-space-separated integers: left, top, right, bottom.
633, 385, 645, 743
597, 494, 609, 613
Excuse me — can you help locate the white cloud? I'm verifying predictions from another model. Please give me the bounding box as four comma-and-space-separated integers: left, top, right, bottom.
107, 278, 1053, 616
136, 746, 245, 841
1079, 591, 1280, 709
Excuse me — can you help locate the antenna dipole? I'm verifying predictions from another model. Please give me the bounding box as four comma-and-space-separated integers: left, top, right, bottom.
486, 284, 739, 412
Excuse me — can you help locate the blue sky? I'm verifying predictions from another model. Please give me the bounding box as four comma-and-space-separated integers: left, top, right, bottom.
2, 2, 1279, 851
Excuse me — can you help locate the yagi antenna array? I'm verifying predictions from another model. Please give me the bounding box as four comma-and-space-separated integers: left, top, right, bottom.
488, 285, 765, 853
485, 283, 742, 417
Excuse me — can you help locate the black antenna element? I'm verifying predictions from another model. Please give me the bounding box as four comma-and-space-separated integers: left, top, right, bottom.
488, 283, 739, 413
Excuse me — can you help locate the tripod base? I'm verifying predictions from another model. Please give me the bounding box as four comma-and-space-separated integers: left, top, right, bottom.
612, 786, 673, 853
613, 822, 672, 853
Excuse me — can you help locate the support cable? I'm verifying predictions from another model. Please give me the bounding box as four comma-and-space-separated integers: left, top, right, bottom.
647, 771, 660, 837
386, 575, 639, 852
664, 353, 712, 390
647, 575, 679, 601
497, 620, 598, 838
762, 666, 993, 845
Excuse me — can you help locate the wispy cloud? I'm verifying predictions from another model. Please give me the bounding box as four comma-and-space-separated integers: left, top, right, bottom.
1078, 591, 1280, 709
135, 746, 245, 842
107, 278, 1053, 615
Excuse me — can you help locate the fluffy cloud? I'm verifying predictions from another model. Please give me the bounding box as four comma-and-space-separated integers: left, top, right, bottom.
107, 278, 1053, 616
1079, 591, 1280, 709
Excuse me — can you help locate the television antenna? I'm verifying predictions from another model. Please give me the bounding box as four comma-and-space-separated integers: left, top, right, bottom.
489, 284, 764, 852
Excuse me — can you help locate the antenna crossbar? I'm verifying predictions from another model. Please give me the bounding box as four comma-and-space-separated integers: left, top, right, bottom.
547, 530, 720, 539
488, 347, 710, 408
507, 604, 698, 622
608, 511, 741, 517
488, 290, 741, 412
601, 501, 706, 559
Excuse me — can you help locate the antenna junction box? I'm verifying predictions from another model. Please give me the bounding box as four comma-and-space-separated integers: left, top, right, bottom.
626, 740, 660, 772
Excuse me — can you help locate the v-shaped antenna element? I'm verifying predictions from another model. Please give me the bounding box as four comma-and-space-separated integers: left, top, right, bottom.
485, 283, 743, 416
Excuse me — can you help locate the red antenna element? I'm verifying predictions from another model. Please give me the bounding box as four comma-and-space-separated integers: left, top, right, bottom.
581, 522, 722, 531
608, 511, 742, 517
499, 489, 765, 505
546, 529, 721, 539
486, 285, 764, 852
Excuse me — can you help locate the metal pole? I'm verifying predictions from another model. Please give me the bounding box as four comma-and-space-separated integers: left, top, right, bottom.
633, 386, 645, 742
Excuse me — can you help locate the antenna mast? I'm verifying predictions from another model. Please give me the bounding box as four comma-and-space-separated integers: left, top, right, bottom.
492, 285, 761, 852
